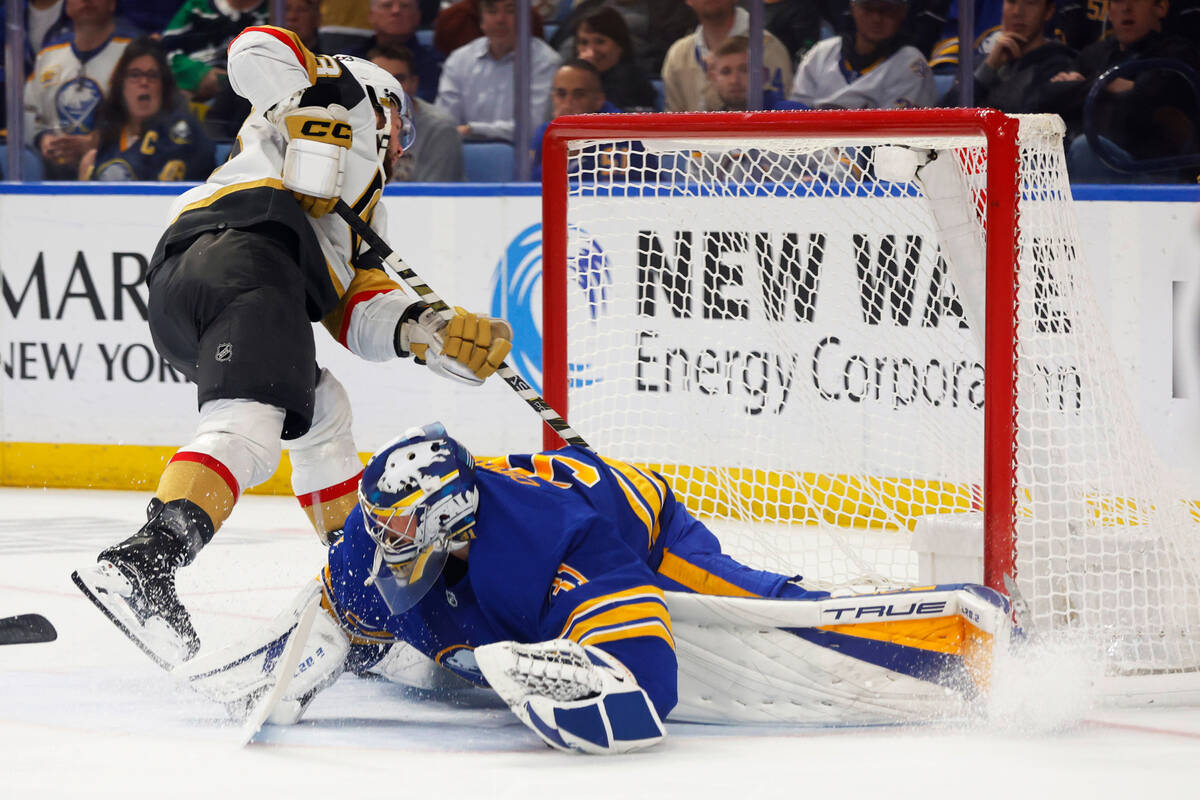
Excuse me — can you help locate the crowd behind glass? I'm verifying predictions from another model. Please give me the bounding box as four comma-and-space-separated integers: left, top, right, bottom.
3, 0, 1198, 184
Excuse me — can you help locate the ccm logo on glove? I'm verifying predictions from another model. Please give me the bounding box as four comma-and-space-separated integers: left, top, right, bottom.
286, 117, 353, 148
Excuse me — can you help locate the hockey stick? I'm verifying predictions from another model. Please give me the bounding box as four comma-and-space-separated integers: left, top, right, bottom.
333, 200, 591, 449
238, 591, 321, 746
0, 613, 58, 645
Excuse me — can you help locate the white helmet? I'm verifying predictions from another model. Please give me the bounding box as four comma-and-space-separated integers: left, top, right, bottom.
333, 54, 416, 159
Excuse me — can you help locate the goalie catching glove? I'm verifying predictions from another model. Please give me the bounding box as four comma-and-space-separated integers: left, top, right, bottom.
474, 639, 666, 755
273, 100, 353, 218
395, 303, 513, 385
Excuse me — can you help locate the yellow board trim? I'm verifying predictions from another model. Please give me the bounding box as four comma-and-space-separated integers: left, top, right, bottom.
0, 441, 329, 496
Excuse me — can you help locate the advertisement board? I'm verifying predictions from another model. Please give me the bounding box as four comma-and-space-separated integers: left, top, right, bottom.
1, 185, 1198, 493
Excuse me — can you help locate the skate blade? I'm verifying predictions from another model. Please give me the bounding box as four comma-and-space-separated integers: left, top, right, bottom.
71, 564, 191, 670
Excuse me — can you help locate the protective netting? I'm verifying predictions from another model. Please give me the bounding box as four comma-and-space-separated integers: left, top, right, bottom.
551, 113, 1200, 684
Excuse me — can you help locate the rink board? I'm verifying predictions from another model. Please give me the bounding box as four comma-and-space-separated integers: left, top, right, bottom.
0, 183, 1198, 494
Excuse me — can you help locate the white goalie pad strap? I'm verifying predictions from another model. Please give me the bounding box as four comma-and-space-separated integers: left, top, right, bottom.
665, 586, 1012, 725
474, 639, 665, 755
282, 136, 345, 198
175, 581, 350, 725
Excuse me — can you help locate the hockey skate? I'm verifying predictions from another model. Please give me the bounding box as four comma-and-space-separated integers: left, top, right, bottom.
72, 500, 207, 669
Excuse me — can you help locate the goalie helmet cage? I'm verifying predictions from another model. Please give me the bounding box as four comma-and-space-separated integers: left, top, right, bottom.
540, 108, 1200, 703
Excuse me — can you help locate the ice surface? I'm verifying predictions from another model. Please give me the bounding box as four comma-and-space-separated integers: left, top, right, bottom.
3, 487, 1200, 799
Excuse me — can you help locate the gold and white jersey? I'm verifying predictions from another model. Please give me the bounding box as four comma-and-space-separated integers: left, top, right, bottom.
157, 26, 412, 362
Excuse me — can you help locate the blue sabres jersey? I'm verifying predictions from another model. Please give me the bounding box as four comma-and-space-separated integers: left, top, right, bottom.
89, 112, 216, 181
323, 445, 815, 718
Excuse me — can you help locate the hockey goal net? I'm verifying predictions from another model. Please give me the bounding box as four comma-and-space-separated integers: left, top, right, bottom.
540, 109, 1200, 698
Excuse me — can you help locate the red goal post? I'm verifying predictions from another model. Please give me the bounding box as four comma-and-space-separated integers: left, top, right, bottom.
541, 108, 1021, 595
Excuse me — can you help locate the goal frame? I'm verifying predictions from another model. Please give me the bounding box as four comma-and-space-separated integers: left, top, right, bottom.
540, 108, 1022, 597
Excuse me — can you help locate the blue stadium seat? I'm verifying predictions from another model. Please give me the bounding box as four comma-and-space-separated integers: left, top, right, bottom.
463, 141, 515, 182
0, 143, 45, 181
214, 142, 234, 164
651, 79, 665, 111
416, 28, 434, 48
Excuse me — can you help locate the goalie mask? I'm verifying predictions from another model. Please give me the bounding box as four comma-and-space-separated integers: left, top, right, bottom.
358, 422, 478, 614
334, 55, 416, 160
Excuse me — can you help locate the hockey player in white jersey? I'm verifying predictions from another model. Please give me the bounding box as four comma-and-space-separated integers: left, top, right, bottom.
72, 25, 513, 668
789, 0, 937, 110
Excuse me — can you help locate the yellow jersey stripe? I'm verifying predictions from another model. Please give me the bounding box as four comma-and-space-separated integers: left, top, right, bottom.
563, 600, 674, 644
606, 467, 656, 547
558, 585, 667, 638
578, 621, 676, 651
658, 549, 761, 598
170, 177, 287, 223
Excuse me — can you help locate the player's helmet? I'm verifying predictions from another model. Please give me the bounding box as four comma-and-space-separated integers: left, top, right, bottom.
358, 422, 478, 614
333, 55, 416, 160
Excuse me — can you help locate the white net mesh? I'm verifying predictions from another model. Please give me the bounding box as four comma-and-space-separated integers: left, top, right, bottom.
550, 112, 1200, 683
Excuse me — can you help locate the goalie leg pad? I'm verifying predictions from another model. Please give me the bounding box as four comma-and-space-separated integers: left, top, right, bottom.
474, 639, 665, 755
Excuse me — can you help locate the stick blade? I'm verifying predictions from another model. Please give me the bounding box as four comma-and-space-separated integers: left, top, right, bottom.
0, 613, 58, 645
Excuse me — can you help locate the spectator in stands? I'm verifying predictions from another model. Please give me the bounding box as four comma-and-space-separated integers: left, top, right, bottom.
6, 0, 71, 130
79, 37, 215, 181
434, 0, 546, 57
661, 0, 792, 111
1056, 0, 1200, 49
24, 0, 138, 179
761, 0, 849, 64
342, 0, 443, 103
1046, 0, 1200, 181
529, 59, 620, 179
571, 6, 658, 110
160, 0, 268, 102
116, 0, 181, 34
436, 0, 562, 141
707, 35, 809, 110
370, 44, 465, 181
550, 0, 697, 75
962, 0, 1075, 112
928, 0, 1002, 76
790, 0, 936, 108
204, 0, 323, 141
319, 0, 372, 53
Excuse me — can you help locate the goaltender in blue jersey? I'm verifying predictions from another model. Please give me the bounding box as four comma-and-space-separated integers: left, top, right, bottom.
179, 422, 1012, 754
323, 424, 826, 726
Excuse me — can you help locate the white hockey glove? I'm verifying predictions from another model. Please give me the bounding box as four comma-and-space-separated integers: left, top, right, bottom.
395, 303, 513, 386
474, 639, 666, 755
175, 583, 351, 726
276, 103, 353, 218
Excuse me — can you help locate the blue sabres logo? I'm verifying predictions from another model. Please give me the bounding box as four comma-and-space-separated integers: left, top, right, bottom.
490, 223, 610, 393
55, 76, 104, 134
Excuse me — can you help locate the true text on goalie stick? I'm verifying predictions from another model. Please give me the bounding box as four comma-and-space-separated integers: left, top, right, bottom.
333, 200, 591, 449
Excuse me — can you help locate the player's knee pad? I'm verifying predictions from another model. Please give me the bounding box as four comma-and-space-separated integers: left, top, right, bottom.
184, 398, 286, 492
287, 370, 362, 543
288, 369, 359, 488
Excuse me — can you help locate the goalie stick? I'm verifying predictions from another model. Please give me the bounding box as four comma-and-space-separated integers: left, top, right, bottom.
236, 590, 321, 745
0, 613, 58, 645
333, 199, 591, 450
